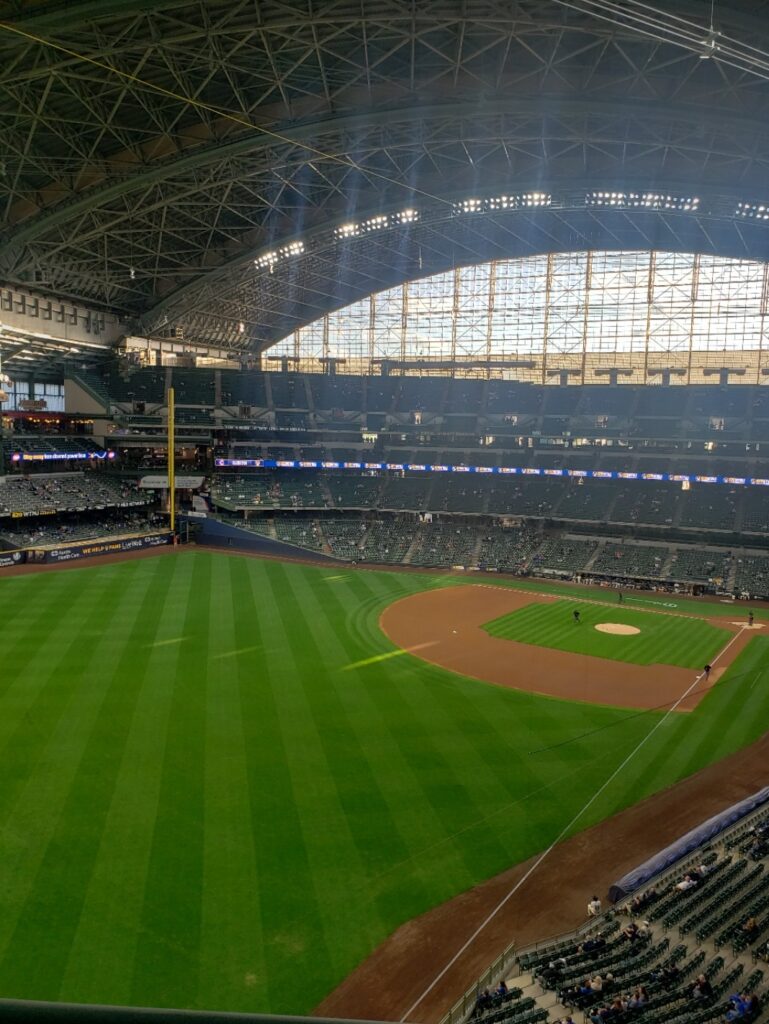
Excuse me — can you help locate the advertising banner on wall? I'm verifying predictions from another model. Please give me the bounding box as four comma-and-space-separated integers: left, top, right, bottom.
139, 475, 204, 489
43, 533, 173, 564
0, 533, 172, 569
0, 550, 27, 569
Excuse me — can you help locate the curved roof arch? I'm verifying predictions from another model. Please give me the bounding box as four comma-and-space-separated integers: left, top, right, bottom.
141, 192, 769, 349
267, 248, 769, 375
3, 0, 769, 351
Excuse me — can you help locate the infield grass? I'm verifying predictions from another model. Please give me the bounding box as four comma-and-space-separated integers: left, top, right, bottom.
1, 551, 768, 1015
483, 599, 731, 668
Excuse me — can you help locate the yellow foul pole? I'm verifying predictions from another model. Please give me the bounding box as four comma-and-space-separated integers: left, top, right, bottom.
168, 386, 175, 534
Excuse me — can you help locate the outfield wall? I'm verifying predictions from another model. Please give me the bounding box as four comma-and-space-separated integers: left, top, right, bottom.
187, 516, 342, 564
0, 532, 172, 570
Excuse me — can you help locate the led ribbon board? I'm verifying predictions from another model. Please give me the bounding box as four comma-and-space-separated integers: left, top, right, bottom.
214, 458, 765, 487
11, 450, 116, 462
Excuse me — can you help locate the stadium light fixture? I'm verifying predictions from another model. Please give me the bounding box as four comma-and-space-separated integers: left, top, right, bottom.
587, 190, 698, 211
254, 240, 305, 270
455, 192, 552, 215
332, 209, 420, 242
736, 202, 769, 221
363, 215, 388, 231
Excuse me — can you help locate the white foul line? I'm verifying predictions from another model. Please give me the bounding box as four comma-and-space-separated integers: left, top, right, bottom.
398, 639, 744, 1022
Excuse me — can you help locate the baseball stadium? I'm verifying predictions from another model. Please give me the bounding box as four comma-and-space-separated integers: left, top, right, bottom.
3, 3, 769, 1024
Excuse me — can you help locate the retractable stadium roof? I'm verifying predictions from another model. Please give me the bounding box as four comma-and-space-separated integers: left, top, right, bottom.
2, 0, 769, 362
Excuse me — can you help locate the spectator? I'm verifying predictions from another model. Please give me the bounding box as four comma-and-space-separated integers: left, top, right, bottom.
690, 974, 714, 1001
741, 916, 760, 940
675, 873, 698, 891
473, 988, 492, 1015
626, 887, 658, 915
587, 895, 602, 917
650, 962, 680, 988
725, 992, 750, 1021
560, 978, 592, 1006
627, 986, 648, 1009
579, 932, 607, 955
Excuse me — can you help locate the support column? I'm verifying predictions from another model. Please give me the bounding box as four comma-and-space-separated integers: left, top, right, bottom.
168, 386, 175, 534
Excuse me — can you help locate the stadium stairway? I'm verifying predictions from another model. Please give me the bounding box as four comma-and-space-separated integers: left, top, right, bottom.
601, 488, 622, 526
582, 542, 603, 574
726, 561, 739, 594
672, 493, 685, 528
303, 375, 315, 411
402, 523, 425, 565
734, 490, 748, 534
72, 371, 111, 411
659, 548, 678, 578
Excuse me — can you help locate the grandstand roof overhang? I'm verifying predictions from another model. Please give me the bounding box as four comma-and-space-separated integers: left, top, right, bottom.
4, 0, 769, 357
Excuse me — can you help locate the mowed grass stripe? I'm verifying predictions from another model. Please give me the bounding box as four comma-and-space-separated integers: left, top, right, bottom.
484, 576, 769, 621
277, 569, 423, 975
58, 559, 196, 1005
0, 563, 168, 997
298, 570, 478, 926
0, 566, 117, 734
324, 571, 669, 908
0, 567, 124, 808
229, 558, 334, 1013
258, 561, 383, 1011
484, 599, 729, 668
650, 639, 769, 789
196, 555, 266, 1012
315, 569, 516, 892
0, 564, 143, 844
3, 553, 769, 1016
571, 640, 769, 834
309, 569, 532, 905
299, 569, 426, 880
0, 571, 80, 694
130, 555, 210, 1009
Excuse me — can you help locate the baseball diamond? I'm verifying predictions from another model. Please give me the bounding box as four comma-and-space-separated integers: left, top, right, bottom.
1, 550, 769, 1019
3, 2, 769, 1021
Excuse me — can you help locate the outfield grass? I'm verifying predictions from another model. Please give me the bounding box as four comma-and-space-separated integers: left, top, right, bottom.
482, 599, 731, 668
1, 551, 769, 1015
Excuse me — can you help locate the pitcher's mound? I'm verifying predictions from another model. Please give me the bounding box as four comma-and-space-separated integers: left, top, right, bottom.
595, 623, 641, 635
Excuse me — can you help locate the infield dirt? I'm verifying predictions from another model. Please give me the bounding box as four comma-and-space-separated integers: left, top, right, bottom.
380, 584, 752, 711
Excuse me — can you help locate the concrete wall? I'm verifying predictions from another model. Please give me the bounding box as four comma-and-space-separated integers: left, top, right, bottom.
1, 284, 124, 348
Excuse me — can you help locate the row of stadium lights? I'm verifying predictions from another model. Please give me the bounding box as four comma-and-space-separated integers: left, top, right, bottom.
252, 191, 769, 272
737, 202, 769, 221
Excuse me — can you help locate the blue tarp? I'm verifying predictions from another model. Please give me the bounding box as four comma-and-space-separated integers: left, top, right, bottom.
609, 785, 769, 903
